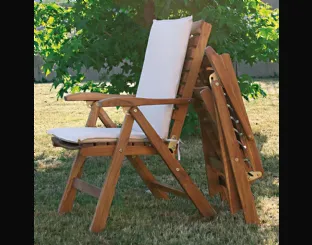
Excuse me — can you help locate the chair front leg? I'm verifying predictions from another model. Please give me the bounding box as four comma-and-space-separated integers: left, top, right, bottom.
90, 111, 134, 232
58, 150, 86, 213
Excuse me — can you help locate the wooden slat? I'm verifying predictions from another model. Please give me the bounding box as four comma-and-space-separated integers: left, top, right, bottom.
206, 47, 253, 141
186, 47, 196, 59
188, 35, 200, 47
150, 181, 188, 198
215, 106, 242, 214
183, 60, 192, 71
211, 81, 259, 224
180, 72, 189, 84
73, 178, 101, 198
198, 118, 223, 197
80, 145, 158, 156
220, 53, 264, 173
200, 87, 216, 122
130, 106, 216, 217
178, 85, 185, 95
170, 22, 212, 140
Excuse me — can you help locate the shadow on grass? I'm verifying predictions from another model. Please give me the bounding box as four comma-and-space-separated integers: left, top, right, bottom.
34, 133, 278, 245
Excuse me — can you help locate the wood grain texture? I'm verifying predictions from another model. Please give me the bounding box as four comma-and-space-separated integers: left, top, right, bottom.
90, 112, 135, 232
130, 106, 216, 217
58, 151, 86, 214
150, 181, 188, 198
65, 92, 134, 101
97, 97, 192, 108
128, 156, 169, 199
211, 81, 259, 224
73, 178, 101, 198
80, 145, 158, 156
220, 53, 264, 173
86, 102, 100, 127
206, 47, 253, 141
98, 108, 117, 128
170, 22, 212, 140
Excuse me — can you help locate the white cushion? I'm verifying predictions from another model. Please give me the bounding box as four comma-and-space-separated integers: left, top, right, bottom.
47, 127, 147, 144
132, 16, 193, 139
48, 16, 193, 143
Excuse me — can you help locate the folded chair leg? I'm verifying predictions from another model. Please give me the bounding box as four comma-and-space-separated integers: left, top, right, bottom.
90, 112, 134, 233
129, 107, 216, 217
58, 150, 86, 214
211, 81, 259, 224
128, 156, 169, 199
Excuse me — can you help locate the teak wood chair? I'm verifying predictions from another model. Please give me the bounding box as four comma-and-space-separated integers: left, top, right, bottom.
48, 17, 215, 232
192, 46, 264, 224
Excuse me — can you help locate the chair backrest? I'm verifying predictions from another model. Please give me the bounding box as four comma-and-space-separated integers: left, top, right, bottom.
132, 16, 212, 139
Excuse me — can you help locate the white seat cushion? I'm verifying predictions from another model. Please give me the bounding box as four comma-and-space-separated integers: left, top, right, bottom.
47, 127, 147, 144
132, 16, 193, 139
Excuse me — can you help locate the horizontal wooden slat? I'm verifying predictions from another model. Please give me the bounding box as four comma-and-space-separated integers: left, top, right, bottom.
73, 178, 101, 198
150, 181, 188, 198
180, 72, 189, 84
178, 85, 185, 95
80, 145, 158, 156
186, 47, 196, 59
188, 35, 200, 47
183, 60, 192, 71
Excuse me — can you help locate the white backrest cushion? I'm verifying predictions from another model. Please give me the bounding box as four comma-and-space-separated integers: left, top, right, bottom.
132, 16, 193, 139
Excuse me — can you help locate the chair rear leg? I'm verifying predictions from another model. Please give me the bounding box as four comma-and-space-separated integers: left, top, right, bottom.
129, 107, 216, 217
128, 156, 169, 199
58, 150, 86, 214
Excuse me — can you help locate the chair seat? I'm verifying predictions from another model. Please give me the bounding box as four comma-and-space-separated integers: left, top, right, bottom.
47, 127, 149, 144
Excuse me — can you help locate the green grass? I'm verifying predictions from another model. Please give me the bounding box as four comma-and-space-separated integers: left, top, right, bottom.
34, 79, 279, 245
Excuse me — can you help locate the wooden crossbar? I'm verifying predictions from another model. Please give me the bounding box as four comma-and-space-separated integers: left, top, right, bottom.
73, 178, 101, 198
150, 181, 188, 198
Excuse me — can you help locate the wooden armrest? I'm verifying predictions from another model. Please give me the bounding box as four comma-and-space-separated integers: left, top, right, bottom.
64, 92, 135, 101
97, 97, 192, 107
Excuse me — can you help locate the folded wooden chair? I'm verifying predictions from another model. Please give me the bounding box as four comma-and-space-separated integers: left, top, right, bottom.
192, 46, 264, 224
48, 16, 216, 232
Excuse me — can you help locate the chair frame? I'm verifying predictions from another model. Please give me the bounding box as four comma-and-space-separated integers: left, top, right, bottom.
192, 46, 264, 224
52, 20, 215, 233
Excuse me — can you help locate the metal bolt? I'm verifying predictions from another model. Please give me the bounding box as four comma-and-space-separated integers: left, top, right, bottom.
133, 109, 137, 112
215, 82, 219, 86
176, 168, 180, 172
234, 158, 239, 162
119, 149, 123, 153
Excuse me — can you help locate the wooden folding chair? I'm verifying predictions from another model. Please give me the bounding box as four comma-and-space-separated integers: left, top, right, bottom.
192, 46, 264, 224
48, 17, 216, 233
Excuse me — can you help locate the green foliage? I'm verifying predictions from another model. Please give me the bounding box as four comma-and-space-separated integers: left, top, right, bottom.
34, 0, 278, 136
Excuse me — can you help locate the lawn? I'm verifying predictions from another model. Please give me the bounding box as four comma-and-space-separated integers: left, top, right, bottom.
34, 79, 279, 245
